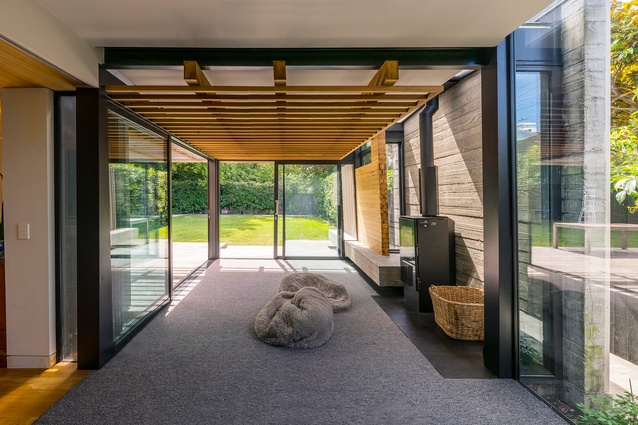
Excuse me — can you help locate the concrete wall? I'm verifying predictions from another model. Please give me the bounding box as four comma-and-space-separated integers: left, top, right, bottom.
404, 71, 484, 288
1, 88, 56, 368
559, 0, 610, 406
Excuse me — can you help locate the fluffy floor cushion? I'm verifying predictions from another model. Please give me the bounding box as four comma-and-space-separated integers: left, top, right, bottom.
254, 287, 334, 349
278, 273, 351, 312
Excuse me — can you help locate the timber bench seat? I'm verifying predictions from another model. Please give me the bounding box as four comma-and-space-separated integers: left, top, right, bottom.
344, 240, 401, 287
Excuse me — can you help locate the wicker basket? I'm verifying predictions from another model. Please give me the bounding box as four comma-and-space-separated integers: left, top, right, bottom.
429, 286, 484, 341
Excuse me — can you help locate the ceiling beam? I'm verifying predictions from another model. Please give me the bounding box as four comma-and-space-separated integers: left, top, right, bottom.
273, 60, 286, 86
111, 94, 426, 101
121, 101, 418, 109
138, 112, 402, 119
184, 60, 211, 86
104, 47, 492, 69
105, 85, 441, 94
368, 60, 399, 87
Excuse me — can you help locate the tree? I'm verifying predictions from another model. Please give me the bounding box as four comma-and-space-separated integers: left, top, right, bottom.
611, 1, 638, 209
611, 121, 638, 208
611, 0, 638, 128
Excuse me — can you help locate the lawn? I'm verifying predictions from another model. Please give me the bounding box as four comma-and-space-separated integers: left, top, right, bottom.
161, 214, 332, 245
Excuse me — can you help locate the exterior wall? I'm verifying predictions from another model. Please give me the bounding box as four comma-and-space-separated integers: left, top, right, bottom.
355, 133, 389, 255
404, 71, 484, 288
1, 88, 56, 368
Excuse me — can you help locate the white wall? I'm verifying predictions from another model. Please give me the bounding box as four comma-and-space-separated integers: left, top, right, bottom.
0, 0, 102, 86
1, 88, 56, 368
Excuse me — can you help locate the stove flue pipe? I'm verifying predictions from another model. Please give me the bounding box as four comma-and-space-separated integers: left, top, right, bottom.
419, 96, 440, 217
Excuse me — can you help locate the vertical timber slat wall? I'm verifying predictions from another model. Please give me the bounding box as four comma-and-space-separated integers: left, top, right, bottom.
355, 134, 389, 255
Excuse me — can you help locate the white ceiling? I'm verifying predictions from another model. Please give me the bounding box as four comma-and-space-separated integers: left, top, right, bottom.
36, 0, 554, 49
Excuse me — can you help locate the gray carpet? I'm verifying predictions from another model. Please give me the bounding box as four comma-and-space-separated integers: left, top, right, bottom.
37, 259, 568, 425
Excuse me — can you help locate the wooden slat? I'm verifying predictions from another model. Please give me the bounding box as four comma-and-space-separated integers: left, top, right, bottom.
136, 108, 405, 116
355, 133, 389, 255
273, 60, 286, 86
155, 122, 384, 129
138, 112, 402, 119
184, 61, 211, 86
111, 93, 427, 101
0, 39, 82, 91
105, 85, 442, 94
104, 64, 442, 161
122, 101, 417, 109
169, 131, 373, 136
153, 115, 388, 123
368, 60, 399, 87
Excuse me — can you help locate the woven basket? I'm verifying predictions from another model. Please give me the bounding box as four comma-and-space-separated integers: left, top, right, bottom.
429, 286, 484, 341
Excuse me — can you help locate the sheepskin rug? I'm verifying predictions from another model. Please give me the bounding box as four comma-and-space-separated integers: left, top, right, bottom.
278, 272, 351, 312
254, 286, 334, 349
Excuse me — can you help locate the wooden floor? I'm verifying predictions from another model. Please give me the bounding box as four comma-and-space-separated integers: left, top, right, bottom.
0, 362, 87, 424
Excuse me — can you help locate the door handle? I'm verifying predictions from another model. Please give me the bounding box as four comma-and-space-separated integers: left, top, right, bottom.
274, 200, 279, 215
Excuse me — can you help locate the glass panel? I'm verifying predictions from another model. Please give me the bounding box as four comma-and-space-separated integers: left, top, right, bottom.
108, 110, 169, 343
517, 71, 555, 377
283, 164, 339, 258
218, 162, 274, 258
57, 95, 78, 361
387, 143, 401, 250
276, 163, 284, 258
341, 164, 357, 241
171, 143, 208, 287
516, 0, 620, 420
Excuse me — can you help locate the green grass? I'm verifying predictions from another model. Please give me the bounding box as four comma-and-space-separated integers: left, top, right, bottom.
160, 214, 332, 245
159, 214, 208, 242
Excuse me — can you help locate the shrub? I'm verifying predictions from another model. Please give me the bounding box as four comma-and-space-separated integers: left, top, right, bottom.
576, 385, 638, 425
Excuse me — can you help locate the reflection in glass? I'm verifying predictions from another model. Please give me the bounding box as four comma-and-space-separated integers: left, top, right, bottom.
515, 0, 619, 419
171, 143, 209, 287
387, 143, 401, 250
57, 95, 78, 361
108, 111, 169, 343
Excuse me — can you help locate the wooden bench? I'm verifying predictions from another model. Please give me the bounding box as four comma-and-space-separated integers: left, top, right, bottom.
553, 222, 638, 255
344, 240, 401, 287
110, 227, 139, 246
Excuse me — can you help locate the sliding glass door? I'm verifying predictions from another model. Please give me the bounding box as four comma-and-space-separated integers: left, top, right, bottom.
171, 142, 209, 286
275, 163, 341, 258
108, 110, 170, 344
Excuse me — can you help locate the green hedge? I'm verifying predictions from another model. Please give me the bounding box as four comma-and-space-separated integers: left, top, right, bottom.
220, 181, 274, 214
170, 163, 338, 221
172, 180, 208, 214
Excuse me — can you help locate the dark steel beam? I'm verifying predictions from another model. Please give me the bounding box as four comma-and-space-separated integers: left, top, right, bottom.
103, 47, 493, 70
481, 38, 516, 379
76, 88, 114, 369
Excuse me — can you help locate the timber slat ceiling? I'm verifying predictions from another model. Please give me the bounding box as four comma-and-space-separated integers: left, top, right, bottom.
106, 60, 442, 161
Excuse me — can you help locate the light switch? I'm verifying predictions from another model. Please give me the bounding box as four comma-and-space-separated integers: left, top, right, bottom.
18, 223, 30, 240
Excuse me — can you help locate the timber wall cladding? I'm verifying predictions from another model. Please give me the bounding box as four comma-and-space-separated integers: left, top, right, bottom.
355, 133, 389, 255
403, 71, 484, 288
